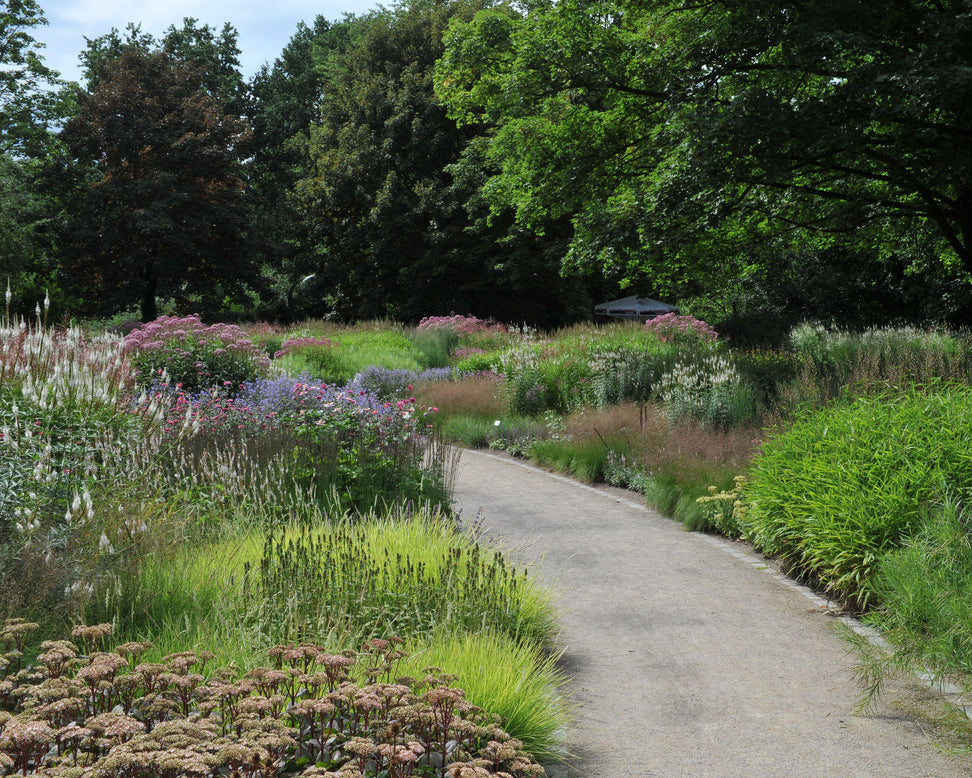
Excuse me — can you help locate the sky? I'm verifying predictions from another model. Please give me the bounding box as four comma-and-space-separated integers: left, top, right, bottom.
38, 0, 385, 84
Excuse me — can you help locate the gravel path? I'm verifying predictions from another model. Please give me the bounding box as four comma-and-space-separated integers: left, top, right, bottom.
452, 449, 972, 778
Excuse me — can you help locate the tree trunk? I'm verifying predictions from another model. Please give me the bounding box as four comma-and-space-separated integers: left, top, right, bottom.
140, 264, 157, 323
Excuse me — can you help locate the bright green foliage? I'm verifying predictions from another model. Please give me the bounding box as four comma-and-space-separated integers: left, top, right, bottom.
742, 387, 972, 609
401, 630, 568, 762
259, 516, 556, 648
277, 326, 426, 383
436, 0, 972, 290
867, 492, 972, 683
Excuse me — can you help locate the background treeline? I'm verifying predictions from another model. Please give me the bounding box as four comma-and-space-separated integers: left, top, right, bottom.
3, 0, 972, 339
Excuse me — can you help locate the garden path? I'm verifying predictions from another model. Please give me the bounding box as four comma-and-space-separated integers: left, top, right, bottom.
453, 449, 972, 778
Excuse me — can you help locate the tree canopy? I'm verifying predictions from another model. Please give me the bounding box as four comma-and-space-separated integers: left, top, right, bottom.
289, 0, 597, 324
61, 46, 253, 322
436, 0, 972, 288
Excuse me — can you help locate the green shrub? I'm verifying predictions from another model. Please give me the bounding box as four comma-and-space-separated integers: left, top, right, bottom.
866, 491, 972, 682
741, 386, 972, 609
408, 326, 457, 368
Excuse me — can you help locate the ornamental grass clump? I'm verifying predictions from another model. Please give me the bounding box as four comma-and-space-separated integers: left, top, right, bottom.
257, 511, 556, 651
123, 315, 271, 393
741, 385, 972, 610
853, 491, 972, 706
0, 620, 547, 777
786, 322, 972, 405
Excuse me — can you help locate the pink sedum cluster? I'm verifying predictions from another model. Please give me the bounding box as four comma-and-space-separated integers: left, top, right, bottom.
644, 313, 718, 344
417, 314, 507, 336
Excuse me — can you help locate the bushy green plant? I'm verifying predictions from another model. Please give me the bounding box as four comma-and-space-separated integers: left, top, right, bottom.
454, 350, 503, 375
656, 349, 759, 429
741, 386, 972, 609
695, 476, 748, 538
864, 491, 972, 686
733, 349, 796, 411
123, 315, 271, 392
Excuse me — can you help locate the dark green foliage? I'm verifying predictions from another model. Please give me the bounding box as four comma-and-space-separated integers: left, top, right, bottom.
732, 350, 796, 412
61, 47, 254, 322
290, 1, 597, 326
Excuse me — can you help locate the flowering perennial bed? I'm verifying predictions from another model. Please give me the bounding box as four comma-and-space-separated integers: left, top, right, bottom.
0, 621, 545, 777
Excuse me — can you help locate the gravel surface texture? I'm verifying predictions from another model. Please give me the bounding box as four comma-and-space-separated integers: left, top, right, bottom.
452, 449, 972, 778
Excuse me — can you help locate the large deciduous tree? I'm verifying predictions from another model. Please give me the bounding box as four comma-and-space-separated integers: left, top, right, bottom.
61, 48, 253, 322
0, 0, 74, 310
436, 0, 972, 291
290, 0, 596, 325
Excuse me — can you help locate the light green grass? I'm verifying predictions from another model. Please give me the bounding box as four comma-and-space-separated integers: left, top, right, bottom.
402, 629, 569, 762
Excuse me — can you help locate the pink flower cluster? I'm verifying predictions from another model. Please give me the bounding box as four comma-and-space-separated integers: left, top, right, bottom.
122, 315, 270, 391
644, 313, 718, 343
417, 314, 507, 336
123, 315, 269, 365
274, 336, 333, 359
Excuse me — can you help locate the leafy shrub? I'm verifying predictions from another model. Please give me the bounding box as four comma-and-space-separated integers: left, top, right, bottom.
123, 315, 270, 392
741, 386, 972, 609
695, 476, 748, 538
